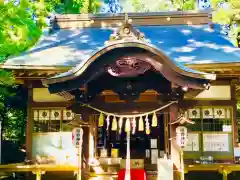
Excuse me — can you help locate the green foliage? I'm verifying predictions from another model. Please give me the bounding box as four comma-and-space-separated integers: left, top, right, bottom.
0, 70, 27, 143
212, 0, 240, 46
0, 0, 103, 145
45, 0, 101, 14
0, 0, 47, 62
131, 0, 196, 12
182, 0, 196, 10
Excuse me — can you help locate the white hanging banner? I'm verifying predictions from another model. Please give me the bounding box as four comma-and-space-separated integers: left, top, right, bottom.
157, 158, 173, 180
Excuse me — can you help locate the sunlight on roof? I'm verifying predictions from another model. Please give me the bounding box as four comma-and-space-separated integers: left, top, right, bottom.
186, 39, 240, 53
222, 46, 240, 53
80, 39, 89, 43
186, 21, 193, 25
193, 60, 215, 64
187, 25, 203, 29
203, 27, 214, 32
172, 47, 196, 53
80, 35, 90, 39
175, 56, 196, 62
187, 40, 219, 50
181, 29, 192, 35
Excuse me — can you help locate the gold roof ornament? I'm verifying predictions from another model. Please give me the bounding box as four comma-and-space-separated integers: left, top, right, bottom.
105, 13, 149, 45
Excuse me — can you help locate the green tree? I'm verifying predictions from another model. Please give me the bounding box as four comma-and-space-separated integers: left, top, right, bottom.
0, 0, 48, 62
212, 0, 240, 46
45, 0, 101, 14
0, 70, 27, 145
131, 0, 196, 12
0, 0, 102, 144
0, 0, 45, 145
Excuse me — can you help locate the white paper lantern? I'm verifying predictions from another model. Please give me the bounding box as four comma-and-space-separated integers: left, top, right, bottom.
176, 126, 188, 148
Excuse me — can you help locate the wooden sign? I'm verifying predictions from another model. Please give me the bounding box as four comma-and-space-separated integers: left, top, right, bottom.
120, 159, 144, 169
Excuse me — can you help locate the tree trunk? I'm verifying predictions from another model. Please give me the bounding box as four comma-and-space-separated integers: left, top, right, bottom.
0, 108, 6, 164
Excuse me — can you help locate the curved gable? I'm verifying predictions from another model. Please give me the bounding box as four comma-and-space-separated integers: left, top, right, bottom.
43, 40, 215, 86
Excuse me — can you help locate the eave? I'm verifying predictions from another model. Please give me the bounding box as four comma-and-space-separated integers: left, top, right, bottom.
186, 62, 240, 77
5, 62, 240, 80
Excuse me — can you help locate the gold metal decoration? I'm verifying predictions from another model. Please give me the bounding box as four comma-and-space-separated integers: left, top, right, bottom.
105, 13, 147, 45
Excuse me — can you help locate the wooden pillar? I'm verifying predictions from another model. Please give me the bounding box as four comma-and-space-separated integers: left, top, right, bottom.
221, 169, 231, 180
33, 171, 45, 180
223, 173, 228, 180
80, 113, 90, 171
169, 103, 181, 169
89, 115, 98, 160
26, 86, 33, 160
164, 112, 170, 156
231, 79, 238, 146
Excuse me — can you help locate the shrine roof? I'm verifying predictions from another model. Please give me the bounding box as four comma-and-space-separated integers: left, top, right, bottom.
2, 24, 240, 75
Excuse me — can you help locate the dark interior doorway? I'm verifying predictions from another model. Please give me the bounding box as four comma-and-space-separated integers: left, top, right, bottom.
97, 114, 166, 162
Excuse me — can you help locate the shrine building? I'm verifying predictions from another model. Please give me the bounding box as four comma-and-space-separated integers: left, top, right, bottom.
1, 11, 240, 180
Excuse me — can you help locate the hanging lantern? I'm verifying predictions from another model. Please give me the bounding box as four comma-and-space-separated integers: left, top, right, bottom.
125, 118, 131, 132
176, 126, 188, 148
111, 116, 117, 131
98, 113, 104, 127
152, 112, 158, 127
106, 115, 110, 130
145, 115, 150, 135
132, 117, 136, 134
138, 116, 144, 131
119, 117, 123, 134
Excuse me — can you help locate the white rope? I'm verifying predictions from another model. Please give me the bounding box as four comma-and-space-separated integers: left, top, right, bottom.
80, 101, 178, 118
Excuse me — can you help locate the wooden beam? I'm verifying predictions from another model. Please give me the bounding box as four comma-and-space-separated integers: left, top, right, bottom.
26, 87, 33, 160
31, 101, 74, 108
70, 101, 170, 114
54, 12, 210, 29
179, 100, 235, 108
231, 79, 238, 146
15, 79, 24, 84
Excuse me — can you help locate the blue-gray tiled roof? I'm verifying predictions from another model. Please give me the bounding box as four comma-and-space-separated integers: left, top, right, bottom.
3, 24, 240, 70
